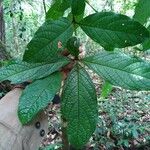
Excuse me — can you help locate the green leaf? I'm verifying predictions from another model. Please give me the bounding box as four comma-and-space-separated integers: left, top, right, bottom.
0, 58, 69, 84
18, 72, 61, 124
67, 12, 84, 29
23, 18, 73, 63
132, 128, 139, 139
79, 12, 149, 50
62, 64, 98, 148
143, 39, 150, 51
71, 0, 85, 16
101, 81, 113, 98
142, 25, 150, 51
46, 0, 70, 20
66, 36, 80, 57
39, 144, 62, 150
83, 51, 150, 90
133, 0, 150, 25
123, 140, 129, 148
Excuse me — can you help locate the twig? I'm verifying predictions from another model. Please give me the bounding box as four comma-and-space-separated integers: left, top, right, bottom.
43, 0, 47, 16
73, 16, 77, 36
86, 0, 98, 13
59, 80, 70, 150
61, 119, 70, 150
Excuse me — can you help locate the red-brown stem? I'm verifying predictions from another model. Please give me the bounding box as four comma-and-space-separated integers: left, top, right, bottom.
61, 118, 70, 150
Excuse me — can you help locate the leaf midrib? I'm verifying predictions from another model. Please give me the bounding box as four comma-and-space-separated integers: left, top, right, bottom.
37, 19, 72, 44
83, 59, 150, 80
0, 61, 63, 81
30, 21, 73, 60
80, 24, 145, 37
21, 80, 55, 119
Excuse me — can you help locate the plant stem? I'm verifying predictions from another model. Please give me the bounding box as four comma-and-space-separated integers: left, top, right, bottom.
73, 16, 77, 36
85, 0, 98, 13
43, 0, 47, 16
61, 118, 70, 150
60, 80, 70, 150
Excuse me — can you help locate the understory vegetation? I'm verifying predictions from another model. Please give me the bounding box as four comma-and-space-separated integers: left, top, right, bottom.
0, 0, 150, 150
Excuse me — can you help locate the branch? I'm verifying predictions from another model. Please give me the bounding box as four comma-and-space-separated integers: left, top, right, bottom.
43, 0, 47, 16
86, 0, 98, 13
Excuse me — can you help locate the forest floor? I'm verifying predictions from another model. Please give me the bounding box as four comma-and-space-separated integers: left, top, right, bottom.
0, 76, 149, 150
39, 76, 150, 150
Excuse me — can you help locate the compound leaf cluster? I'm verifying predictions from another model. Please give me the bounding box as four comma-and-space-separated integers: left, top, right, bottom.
0, 0, 150, 148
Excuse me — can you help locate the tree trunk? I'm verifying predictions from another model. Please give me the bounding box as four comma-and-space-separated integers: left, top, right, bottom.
0, 0, 9, 60
0, 1, 12, 96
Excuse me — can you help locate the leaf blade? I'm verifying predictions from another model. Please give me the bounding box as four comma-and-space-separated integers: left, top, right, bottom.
18, 72, 61, 124
142, 25, 150, 51
0, 58, 69, 84
66, 36, 80, 57
62, 64, 98, 148
83, 51, 150, 90
23, 18, 73, 63
133, 0, 150, 25
79, 12, 149, 49
46, 0, 70, 20
71, 0, 85, 16
101, 81, 113, 98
